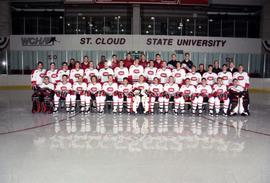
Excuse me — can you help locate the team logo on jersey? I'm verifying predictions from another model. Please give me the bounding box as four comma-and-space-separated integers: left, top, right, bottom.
123, 89, 129, 93
134, 69, 140, 74
89, 73, 95, 76
217, 89, 223, 94
161, 73, 167, 77
148, 71, 154, 75
61, 86, 67, 91
222, 76, 228, 80
208, 76, 213, 81
191, 77, 197, 81
118, 71, 124, 75
39, 73, 45, 78
184, 90, 191, 94
51, 74, 57, 78
77, 87, 82, 91
168, 88, 174, 92
103, 72, 109, 76
238, 76, 244, 80
91, 87, 97, 92
138, 86, 144, 90
175, 73, 181, 77
153, 88, 159, 92
107, 87, 113, 92
75, 74, 80, 78
201, 89, 207, 94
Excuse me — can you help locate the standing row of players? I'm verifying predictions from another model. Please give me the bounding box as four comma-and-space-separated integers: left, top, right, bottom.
31, 54, 249, 116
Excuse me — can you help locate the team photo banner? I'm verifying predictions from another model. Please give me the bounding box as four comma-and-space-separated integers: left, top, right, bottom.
10, 35, 261, 54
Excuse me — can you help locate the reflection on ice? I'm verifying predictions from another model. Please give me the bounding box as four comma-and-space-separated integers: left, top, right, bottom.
33, 114, 248, 153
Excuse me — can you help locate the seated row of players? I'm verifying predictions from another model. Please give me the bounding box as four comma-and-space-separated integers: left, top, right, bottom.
34, 70, 249, 116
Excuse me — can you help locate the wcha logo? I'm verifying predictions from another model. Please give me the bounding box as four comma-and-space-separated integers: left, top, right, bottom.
21, 36, 59, 46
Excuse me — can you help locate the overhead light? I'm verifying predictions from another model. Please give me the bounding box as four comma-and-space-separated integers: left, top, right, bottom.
89, 23, 93, 27
67, 23, 70, 26
190, 31, 193, 34
59, 16, 63, 19
121, 29, 124, 32
82, 16, 85, 20
209, 19, 214, 22
2, 61, 6, 66
150, 17, 155, 20
177, 26, 181, 30
148, 24, 152, 28
186, 18, 190, 22
146, 30, 149, 34
179, 22, 183, 27
95, 29, 98, 32
198, 25, 202, 29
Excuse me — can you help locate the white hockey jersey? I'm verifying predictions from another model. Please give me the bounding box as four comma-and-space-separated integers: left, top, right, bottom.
87, 83, 102, 94
172, 68, 186, 84
99, 68, 114, 83
39, 83, 54, 90
196, 84, 213, 96
55, 82, 72, 92
233, 72, 250, 88
31, 69, 46, 86
114, 67, 129, 83
46, 69, 58, 84
164, 83, 179, 95
156, 68, 172, 84
84, 68, 99, 83
118, 84, 133, 95
133, 82, 149, 92
102, 82, 118, 95
129, 65, 144, 81
213, 84, 228, 95
180, 85, 197, 96
57, 69, 70, 81
203, 72, 218, 85
69, 69, 84, 83
218, 71, 232, 86
149, 84, 164, 94
144, 67, 157, 82
72, 82, 87, 94
186, 72, 201, 86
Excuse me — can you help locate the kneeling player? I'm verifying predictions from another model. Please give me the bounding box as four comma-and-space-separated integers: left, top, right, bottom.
132, 75, 149, 114
196, 78, 215, 115
228, 79, 249, 116
163, 76, 179, 113
85, 76, 102, 113
118, 77, 133, 113
149, 77, 164, 113
101, 75, 119, 113
213, 77, 229, 116
70, 75, 87, 113
54, 75, 72, 112
177, 78, 197, 114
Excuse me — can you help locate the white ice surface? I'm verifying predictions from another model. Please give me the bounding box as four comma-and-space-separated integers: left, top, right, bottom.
0, 91, 270, 183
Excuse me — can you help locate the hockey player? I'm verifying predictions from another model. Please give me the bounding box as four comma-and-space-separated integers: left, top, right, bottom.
57, 62, 70, 82
177, 78, 197, 114
172, 62, 186, 86
203, 65, 218, 86
69, 61, 84, 84
156, 62, 172, 84
132, 75, 149, 114
114, 60, 129, 84
233, 65, 250, 90
129, 58, 144, 83
228, 78, 249, 116
110, 54, 119, 70
186, 65, 201, 86
218, 64, 233, 86
85, 76, 102, 113
212, 77, 230, 116
144, 60, 157, 83
84, 61, 99, 83
32, 76, 54, 113
148, 77, 164, 113
118, 77, 133, 113
163, 76, 180, 113
70, 75, 87, 113
31, 61, 46, 89
54, 75, 72, 113
123, 52, 134, 69
39, 76, 55, 113
101, 75, 119, 113
98, 60, 114, 83
196, 78, 215, 115
46, 62, 58, 85
81, 55, 90, 70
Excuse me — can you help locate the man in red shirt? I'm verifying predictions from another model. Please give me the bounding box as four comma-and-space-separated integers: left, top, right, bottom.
139, 53, 148, 68
154, 53, 164, 69
123, 52, 134, 69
